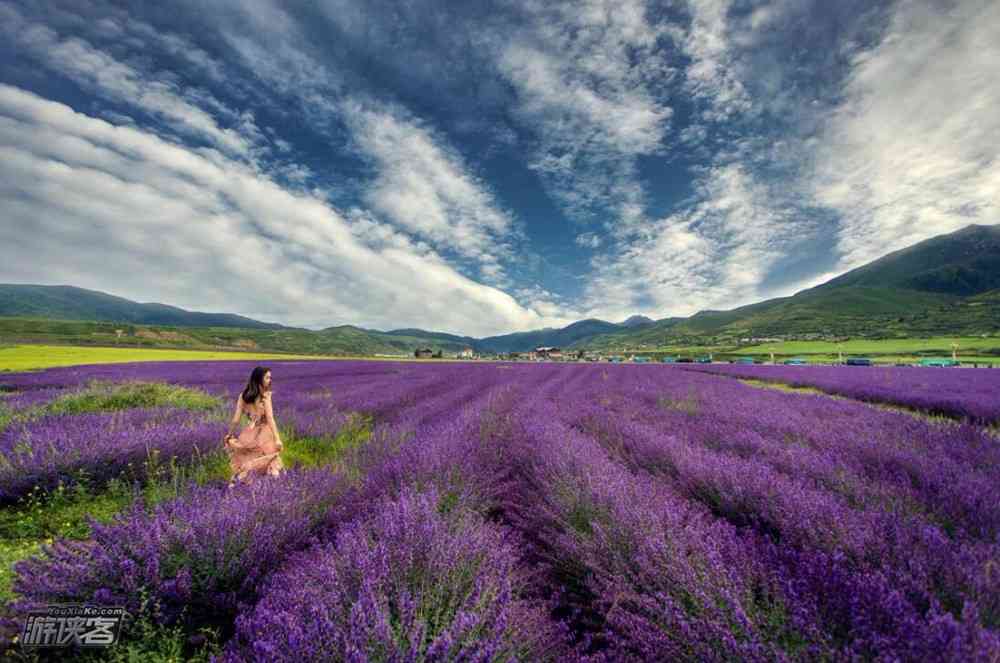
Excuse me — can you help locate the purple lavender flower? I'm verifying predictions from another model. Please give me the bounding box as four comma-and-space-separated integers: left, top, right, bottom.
219, 487, 569, 662
0, 407, 218, 503
7, 468, 349, 628
682, 363, 1000, 424
0, 359, 996, 660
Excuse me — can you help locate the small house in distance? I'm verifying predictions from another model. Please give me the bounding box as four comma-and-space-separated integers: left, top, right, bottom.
535, 346, 562, 360
458, 347, 474, 359
414, 348, 434, 359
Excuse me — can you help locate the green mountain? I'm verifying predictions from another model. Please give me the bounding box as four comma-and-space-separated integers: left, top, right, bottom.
382, 328, 478, 347
577, 224, 1000, 348
0, 286, 488, 355
0, 284, 285, 329
0, 316, 483, 356
2, 224, 999, 355
475, 319, 623, 353
812, 224, 1000, 296
621, 315, 655, 327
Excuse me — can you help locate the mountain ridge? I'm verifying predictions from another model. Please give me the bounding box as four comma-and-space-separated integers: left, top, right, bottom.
2, 224, 999, 353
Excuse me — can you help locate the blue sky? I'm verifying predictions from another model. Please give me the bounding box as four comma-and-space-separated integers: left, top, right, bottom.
1, 0, 997, 336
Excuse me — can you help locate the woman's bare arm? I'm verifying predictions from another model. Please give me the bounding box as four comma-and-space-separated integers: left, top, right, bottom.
224, 396, 243, 440
263, 392, 283, 449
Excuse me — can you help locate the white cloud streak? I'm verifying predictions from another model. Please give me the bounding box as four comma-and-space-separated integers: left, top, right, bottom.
342, 102, 517, 283
682, 0, 752, 122
0, 3, 261, 159
7, 0, 993, 335
207, 1, 523, 283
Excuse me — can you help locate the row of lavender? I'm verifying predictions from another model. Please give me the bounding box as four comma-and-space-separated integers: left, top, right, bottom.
2, 361, 999, 659
0, 360, 487, 502
677, 363, 1000, 424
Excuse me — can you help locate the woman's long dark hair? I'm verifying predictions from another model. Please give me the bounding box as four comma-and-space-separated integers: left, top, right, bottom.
241, 366, 271, 404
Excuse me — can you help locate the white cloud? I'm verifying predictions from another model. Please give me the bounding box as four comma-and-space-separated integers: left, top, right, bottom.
342, 102, 517, 283
0, 85, 564, 336
494, 0, 673, 224
809, 0, 1000, 270
189, 2, 524, 286
579, 163, 797, 319
14, 0, 987, 336
510, 285, 578, 327
575, 232, 602, 249
0, 2, 259, 158
682, 0, 753, 122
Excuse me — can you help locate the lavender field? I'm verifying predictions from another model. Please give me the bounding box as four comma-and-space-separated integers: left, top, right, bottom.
0, 360, 998, 661
680, 363, 1000, 425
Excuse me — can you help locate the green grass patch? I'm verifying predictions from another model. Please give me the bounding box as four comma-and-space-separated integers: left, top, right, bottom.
47, 380, 222, 415
0, 479, 137, 605
281, 414, 372, 477
0, 480, 136, 542
737, 378, 829, 397
0, 402, 11, 435
0, 538, 42, 606
658, 392, 701, 415
735, 378, 963, 428
71, 609, 224, 663
8, 590, 225, 663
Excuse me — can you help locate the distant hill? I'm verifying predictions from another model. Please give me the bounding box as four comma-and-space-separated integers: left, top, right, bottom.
577, 224, 1000, 348
812, 224, 1000, 296
621, 315, 655, 327
475, 319, 623, 353
3, 224, 999, 354
382, 328, 478, 347
0, 284, 286, 329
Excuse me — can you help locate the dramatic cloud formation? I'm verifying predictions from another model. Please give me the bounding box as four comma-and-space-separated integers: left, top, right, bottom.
809, 0, 1000, 269
1, 0, 996, 335
0, 86, 546, 335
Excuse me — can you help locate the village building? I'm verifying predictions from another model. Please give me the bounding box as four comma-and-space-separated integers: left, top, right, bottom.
535, 346, 562, 360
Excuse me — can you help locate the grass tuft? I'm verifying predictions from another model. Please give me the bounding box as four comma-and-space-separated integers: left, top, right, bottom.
47, 380, 221, 415
281, 414, 372, 477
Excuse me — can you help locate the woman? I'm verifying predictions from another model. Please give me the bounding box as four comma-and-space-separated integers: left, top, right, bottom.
223, 366, 285, 487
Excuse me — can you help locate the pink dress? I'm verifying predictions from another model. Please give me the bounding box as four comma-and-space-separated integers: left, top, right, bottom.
225, 395, 284, 484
